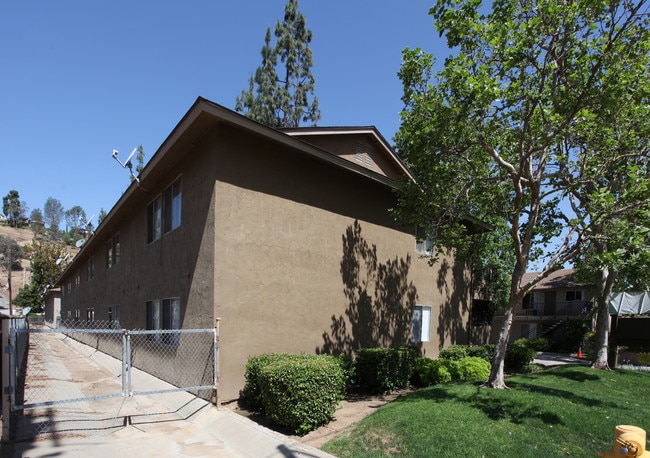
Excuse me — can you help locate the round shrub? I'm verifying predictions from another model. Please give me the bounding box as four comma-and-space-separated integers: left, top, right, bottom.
525, 337, 551, 352
505, 342, 537, 371
354, 347, 418, 394
242, 353, 292, 411
439, 345, 469, 361
258, 354, 346, 435
415, 358, 452, 386
466, 344, 496, 362
457, 356, 491, 382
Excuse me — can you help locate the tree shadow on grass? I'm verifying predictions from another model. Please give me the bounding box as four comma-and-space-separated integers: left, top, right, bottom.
394, 385, 565, 426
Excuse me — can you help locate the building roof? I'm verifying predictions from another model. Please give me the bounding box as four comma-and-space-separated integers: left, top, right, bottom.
521, 269, 591, 291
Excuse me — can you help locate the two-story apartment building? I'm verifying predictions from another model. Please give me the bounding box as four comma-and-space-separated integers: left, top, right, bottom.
512, 269, 594, 342
55, 97, 479, 403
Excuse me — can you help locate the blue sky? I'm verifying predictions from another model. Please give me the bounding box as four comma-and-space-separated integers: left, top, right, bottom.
1, 1, 448, 222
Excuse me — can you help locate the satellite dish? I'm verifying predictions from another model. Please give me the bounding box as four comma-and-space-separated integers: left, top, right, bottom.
22, 307, 31, 316
75, 239, 86, 248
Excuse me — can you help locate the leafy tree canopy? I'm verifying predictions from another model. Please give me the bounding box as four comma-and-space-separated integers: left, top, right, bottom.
235, 0, 320, 128
396, 0, 650, 387
43, 197, 64, 233
3, 190, 26, 227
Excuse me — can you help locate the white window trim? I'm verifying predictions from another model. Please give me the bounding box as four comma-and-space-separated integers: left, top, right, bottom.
412, 304, 432, 343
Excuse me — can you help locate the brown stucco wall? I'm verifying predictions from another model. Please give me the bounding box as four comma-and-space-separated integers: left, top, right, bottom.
58, 115, 472, 404
208, 125, 470, 401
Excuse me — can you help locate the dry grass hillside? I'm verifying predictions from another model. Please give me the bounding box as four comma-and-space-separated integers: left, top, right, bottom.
0, 224, 79, 305
0, 224, 36, 302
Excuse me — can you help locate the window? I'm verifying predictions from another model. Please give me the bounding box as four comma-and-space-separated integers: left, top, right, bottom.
415, 226, 434, 255
107, 306, 120, 328
162, 298, 181, 346
106, 234, 120, 268
411, 305, 431, 343
86, 254, 94, 280
146, 300, 161, 342
86, 308, 95, 325
146, 297, 181, 345
566, 290, 583, 302
147, 177, 182, 243
521, 323, 537, 338
163, 178, 182, 234
147, 196, 162, 243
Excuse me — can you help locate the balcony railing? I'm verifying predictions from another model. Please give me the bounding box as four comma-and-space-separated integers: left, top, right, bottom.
517, 301, 592, 319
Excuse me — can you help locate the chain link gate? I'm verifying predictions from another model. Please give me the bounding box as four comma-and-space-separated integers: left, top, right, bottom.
8, 321, 218, 440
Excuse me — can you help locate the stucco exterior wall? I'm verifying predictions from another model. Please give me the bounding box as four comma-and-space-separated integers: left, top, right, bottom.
58, 110, 472, 404
208, 125, 471, 401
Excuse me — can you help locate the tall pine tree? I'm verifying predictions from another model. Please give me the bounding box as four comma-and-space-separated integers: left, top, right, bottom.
236, 0, 320, 128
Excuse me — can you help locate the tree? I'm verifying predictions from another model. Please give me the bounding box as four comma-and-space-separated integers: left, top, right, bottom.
17, 240, 68, 312
3, 190, 26, 227
97, 208, 107, 226
64, 205, 87, 233
235, 0, 320, 127
0, 236, 23, 271
43, 197, 64, 234
569, 96, 650, 368
29, 208, 45, 235
395, 0, 650, 388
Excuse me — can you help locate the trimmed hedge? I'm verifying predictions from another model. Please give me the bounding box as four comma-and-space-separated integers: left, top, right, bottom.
505, 339, 537, 371
354, 346, 419, 394
258, 354, 346, 434
415, 356, 491, 386
241, 353, 292, 411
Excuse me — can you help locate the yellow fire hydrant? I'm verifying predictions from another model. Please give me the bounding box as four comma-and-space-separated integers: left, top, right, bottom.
599, 425, 650, 457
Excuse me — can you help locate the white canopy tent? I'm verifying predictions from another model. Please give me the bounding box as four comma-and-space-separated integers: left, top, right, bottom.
608, 292, 650, 315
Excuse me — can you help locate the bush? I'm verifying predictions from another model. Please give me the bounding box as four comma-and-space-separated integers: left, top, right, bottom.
457, 356, 491, 382
466, 344, 496, 362
257, 354, 346, 435
415, 358, 452, 386
525, 337, 551, 352
505, 341, 537, 371
439, 345, 469, 361
415, 356, 490, 386
241, 353, 292, 411
354, 346, 419, 394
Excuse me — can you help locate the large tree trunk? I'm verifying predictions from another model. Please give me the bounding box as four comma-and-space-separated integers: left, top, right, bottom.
591, 266, 616, 370
482, 304, 514, 388
483, 263, 526, 389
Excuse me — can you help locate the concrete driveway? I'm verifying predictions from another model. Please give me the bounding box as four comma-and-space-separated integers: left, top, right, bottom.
4, 329, 333, 458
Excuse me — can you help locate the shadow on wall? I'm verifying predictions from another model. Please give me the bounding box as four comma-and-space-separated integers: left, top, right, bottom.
436, 255, 471, 350
317, 220, 418, 357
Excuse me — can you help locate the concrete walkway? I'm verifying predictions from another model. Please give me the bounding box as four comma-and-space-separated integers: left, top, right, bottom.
533, 352, 590, 366
4, 329, 333, 458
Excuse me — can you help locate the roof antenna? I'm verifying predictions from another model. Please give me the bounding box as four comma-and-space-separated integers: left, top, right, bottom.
112, 147, 140, 183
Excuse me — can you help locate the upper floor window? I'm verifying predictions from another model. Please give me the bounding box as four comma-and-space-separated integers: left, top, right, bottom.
415, 226, 434, 255
86, 253, 94, 280
566, 290, 583, 302
106, 234, 120, 269
164, 177, 182, 233
147, 177, 182, 243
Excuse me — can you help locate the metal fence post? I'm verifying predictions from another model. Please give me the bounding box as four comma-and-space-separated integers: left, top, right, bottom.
213, 317, 221, 406
121, 330, 129, 397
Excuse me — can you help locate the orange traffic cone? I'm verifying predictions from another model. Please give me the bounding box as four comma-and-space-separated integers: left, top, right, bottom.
577, 346, 583, 359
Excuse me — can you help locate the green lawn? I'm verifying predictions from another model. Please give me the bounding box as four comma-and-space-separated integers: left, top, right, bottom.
322, 366, 650, 457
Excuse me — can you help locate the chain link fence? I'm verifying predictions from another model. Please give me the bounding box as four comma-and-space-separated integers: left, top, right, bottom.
9, 320, 218, 439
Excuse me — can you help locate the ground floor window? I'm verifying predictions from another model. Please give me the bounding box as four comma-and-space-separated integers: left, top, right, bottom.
521, 323, 537, 339
412, 304, 431, 343
146, 297, 180, 345
107, 305, 120, 328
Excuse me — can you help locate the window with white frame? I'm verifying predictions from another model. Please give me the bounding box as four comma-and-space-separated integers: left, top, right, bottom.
86, 308, 95, 325
411, 304, 432, 343
415, 226, 434, 255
